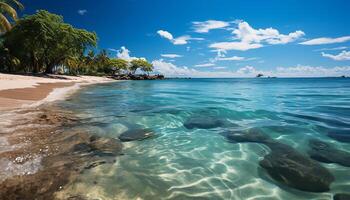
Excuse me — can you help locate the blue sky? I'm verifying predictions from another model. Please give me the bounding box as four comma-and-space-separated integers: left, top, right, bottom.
22, 0, 350, 77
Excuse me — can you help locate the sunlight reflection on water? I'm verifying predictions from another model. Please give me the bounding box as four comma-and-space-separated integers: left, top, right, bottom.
57, 78, 350, 200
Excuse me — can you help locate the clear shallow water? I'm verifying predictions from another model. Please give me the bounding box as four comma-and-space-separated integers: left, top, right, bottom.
58, 78, 350, 200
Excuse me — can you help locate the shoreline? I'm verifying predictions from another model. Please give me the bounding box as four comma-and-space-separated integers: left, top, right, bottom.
0, 73, 118, 111
0, 73, 123, 199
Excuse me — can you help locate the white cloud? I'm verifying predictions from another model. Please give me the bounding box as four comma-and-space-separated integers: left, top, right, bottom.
210, 21, 304, 51
194, 63, 215, 67
157, 30, 174, 40
300, 36, 350, 45
151, 59, 234, 77
161, 54, 183, 58
157, 30, 203, 45
314, 46, 348, 52
210, 41, 263, 51
215, 49, 226, 58
177, 36, 204, 45
152, 59, 198, 76
153, 60, 350, 78
192, 20, 230, 33
77, 9, 87, 15
236, 66, 258, 74
152, 61, 266, 77
216, 56, 245, 61
321, 51, 350, 61
233, 21, 304, 44
116, 46, 144, 61
208, 50, 255, 63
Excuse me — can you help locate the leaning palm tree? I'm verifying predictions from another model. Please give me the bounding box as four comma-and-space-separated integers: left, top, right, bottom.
0, 0, 23, 33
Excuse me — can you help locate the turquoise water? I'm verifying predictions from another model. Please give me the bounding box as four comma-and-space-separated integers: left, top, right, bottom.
59, 78, 350, 199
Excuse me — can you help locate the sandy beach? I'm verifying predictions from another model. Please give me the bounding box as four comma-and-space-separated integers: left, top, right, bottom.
0, 73, 122, 199
0, 73, 116, 111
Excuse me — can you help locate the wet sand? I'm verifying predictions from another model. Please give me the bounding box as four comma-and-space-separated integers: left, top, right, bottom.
0, 73, 117, 111
0, 73, 122, 199
0, 82, 74, 110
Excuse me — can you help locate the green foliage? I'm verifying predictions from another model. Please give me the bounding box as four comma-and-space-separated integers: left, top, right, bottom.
107, 58, 128, 74
64, 55, 86, 75
130, 58, 153, 74
0, 41, 20, 72
1, 10, 97, 73
0, 8, 155, 77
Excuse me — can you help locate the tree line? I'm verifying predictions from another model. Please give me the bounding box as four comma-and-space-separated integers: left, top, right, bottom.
0, 4, 154, 76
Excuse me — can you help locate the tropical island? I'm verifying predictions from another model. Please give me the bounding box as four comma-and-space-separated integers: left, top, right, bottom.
0, 6, 161, 80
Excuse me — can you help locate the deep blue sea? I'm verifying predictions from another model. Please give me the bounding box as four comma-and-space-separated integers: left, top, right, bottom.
58, 78, 350, 199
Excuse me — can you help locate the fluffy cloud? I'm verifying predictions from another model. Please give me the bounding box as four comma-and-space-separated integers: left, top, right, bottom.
210, 21, 304, 51
152, 59, 197, 76
77, 9, 87, 15
232, 21, 304, 44
157, 30, 203, 45
151, 59, 236, 77
194, 63, 215, 67
322, 51, 350, 61
157, 30, 173, 40
192, 20, 230, 33
210, 41, 262, 51
152, 59, 350, 78
161, 54, 183, 58
300, 36, 350, 45
152, 61, 267, 77
116, 46, 145, 61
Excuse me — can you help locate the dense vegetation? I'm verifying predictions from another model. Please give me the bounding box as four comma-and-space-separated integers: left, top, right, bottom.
0, 6, 155, 77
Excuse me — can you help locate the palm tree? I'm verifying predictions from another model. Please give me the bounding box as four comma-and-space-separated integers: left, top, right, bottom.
0, 0, 23, 33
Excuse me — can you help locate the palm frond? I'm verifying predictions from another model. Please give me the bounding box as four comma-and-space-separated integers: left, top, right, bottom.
2, 0, 23, 10
0, 13, 11, 32
0, 2, 18, 20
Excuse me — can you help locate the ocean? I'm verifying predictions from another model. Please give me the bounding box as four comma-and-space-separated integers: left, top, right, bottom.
52, 78, 350, 199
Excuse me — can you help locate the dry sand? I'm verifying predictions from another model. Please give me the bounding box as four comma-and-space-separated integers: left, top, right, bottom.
0, 73, 117, 110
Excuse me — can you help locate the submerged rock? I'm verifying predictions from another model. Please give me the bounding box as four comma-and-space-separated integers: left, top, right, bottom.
308, 139, 350, 167
260, 142, 334, 192
184, 116, 224, 129
225, 128, 272, 143
90, 136, 123, 156
223, 129, 334, 192
0, 107, 124, 200
327, 130, 350, 143
118, 129, 154, 142
334, 193, 350, 200
72, 136, 123, 157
